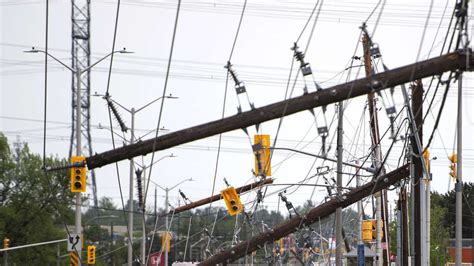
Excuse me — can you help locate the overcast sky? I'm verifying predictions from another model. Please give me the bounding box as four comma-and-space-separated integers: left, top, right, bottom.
1, 0, 473, 217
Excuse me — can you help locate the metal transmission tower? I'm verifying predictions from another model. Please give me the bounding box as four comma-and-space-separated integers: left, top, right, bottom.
70, 0, 98, 209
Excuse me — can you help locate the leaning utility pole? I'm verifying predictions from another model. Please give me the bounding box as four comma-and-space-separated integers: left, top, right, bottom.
85, 51, 473, 170
71, 0, 98, 210
412, 80, 423, 266
200, 165, 410, 265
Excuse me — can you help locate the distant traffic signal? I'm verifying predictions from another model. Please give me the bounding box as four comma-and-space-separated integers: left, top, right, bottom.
87, 245, 96, 264
70, 156, 86, 193
161, 232, 171, 253
221, 187, 243, 216
3, 237, 10, 249
448, 153, 457, 178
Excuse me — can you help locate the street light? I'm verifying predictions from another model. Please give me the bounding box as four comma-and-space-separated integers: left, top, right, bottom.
25, 47, 131, 264
93, 94, 178, 266
154, 177, 194, 266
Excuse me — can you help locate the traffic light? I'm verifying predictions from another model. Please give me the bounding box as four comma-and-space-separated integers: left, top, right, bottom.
221, 186, 243, 216
362, 220, 373, 242
253, 135, 271, 177
70, 156, 86, 193
161, 232, 171, 253
448, 153, 457, 178
362, 219, 383, 242
3, 237, 10, 249
87, 245, 96, 264
423, 149, 430, 173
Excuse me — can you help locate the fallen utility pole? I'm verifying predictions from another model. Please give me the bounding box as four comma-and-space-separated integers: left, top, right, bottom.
86, 51, 473, 170
168, 178, 273, 215
199, 164, 410, 265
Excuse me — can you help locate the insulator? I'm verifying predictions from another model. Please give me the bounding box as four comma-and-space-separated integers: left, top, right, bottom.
105, 95, 128, 133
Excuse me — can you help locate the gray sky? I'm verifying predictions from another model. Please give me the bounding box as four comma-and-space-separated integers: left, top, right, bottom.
1, 0, 473, 215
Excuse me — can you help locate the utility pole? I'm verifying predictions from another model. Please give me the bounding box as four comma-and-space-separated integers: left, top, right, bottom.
85, 51, 473, 170
400, 187, 408, 266
165, 187, 169, 266
455, 72, 463, 266
335, 101, 344, 265
411, 80, 423, 266
362, 32, 384, 266
128, 108, 135, 266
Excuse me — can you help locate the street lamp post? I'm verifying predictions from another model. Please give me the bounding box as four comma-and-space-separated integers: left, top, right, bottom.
96, 94, 177, 266
154, 178, 194, 266
25, 47, 131, 264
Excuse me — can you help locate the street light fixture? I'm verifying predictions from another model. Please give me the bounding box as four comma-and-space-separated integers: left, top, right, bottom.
92, 94, 178, 266
25, 46, 131, 263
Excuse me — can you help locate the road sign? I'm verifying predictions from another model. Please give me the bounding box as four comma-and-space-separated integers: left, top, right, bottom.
70, 251, 79, 266
67, 234, 82, 252
357, 244, 365, 266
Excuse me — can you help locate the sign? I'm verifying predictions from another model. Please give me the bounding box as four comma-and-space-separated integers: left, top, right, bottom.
357, 244, 365, 266
70, 251, 79, 266
67, 233, 82, 252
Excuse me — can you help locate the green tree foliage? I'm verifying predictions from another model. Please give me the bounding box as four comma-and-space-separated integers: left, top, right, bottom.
435, 182, 473, 238
0, 133, 75, 264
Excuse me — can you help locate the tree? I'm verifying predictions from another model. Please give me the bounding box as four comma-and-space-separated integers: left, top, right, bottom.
0, 133, 75, 264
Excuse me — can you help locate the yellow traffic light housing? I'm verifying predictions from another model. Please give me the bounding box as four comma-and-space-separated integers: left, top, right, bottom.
221, 186, 244, 216
254, 135, 271, 177
87, 245, 96, 264
448, 153, 457, 178
3, 237, 10, 249
362, 220, 373, 242
423, 149, 430, 173
362, 219, 383, 242
70, 156, 86, 193
161, 232, 171, 253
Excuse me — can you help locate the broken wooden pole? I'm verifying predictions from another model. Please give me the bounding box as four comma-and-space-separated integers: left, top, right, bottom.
168, 178, 273, 215
199, 164, 410, 265
86, 51, 472, 170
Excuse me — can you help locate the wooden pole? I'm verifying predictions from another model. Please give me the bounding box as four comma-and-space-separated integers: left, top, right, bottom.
362, 33, 387, 266
199, 165, 410, 265
412, 80, 423, 266
86, 51, 472, 170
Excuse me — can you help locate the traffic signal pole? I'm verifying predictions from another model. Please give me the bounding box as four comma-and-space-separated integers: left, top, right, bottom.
128, 108, 135, 266
75, 70, 82, 264
455, 72, 463, 266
